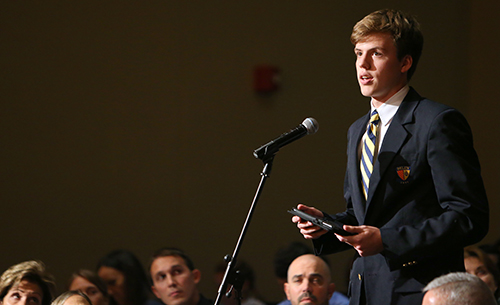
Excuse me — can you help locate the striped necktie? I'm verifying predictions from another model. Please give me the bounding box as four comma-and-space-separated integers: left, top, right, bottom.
361, 110, 380, 199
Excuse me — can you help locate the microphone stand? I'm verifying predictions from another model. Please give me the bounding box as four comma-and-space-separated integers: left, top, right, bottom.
214, 155, 275, 305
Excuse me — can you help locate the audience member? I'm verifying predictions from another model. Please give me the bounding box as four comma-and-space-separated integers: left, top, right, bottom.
284, 254, 335, 305
52, 291, 92, 305
274, 242, 348, 305
68, 270, 110, 305
479, 243, 500, 272
0, 260, 56, 305
422, 272, 496, 305
148, 248, 211, 305
97, 250, 160, 305
214, 261, 266, 305
464, 245, 500, 303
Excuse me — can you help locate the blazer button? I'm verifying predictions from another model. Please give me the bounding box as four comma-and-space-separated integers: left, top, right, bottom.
358, 274, 362, 281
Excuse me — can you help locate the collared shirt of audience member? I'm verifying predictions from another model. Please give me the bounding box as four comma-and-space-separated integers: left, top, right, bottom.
68, 269, 110, 305
148, 248, 212, 305
97, 250, 162, 305
0, 260, 56, 305
284, 254, 335, 305
274, 242, 349, 305
52, 291, 92, 305
422, 272, 496, 305
464, 245, 500, 304
292, 8, 489, 305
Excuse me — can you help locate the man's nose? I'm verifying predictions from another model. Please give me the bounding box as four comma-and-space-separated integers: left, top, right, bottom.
301, 280, 313, 292
358, 54, 371, 69
167, 275, 177, 287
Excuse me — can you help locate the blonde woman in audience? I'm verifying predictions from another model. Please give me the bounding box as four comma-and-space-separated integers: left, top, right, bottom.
0, 261, 56, 305
464, 245, 500, 304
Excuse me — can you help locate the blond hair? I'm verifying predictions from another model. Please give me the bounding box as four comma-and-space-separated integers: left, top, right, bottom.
351, 9, 423, 81
0, 260, 56, 305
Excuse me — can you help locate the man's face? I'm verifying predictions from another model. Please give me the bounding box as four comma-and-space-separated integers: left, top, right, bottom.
284, 255, 334, 305
150, 256, 200, 305
355, 32, 412, 105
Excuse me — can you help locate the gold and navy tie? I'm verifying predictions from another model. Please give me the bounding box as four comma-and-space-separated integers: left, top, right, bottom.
361, 110, 380, 199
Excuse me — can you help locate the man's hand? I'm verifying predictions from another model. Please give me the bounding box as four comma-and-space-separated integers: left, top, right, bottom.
291, 204, 328, 239
335, 225, 383, 256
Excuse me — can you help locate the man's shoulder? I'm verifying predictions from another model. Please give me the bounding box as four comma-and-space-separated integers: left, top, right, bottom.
404, 87, 455, 114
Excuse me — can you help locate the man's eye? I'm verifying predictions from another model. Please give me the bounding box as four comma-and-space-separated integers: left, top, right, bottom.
86, 288, 99, 296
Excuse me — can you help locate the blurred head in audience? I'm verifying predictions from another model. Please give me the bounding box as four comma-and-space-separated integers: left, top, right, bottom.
97, 250, 152, 305
284, 254, 335, 305
149, 248, 201, 305
464, 245, 499, 298
0, 260, 56, 305
52, 291, 92, 305
422, 272, 496, 305
68, 270, 109, 305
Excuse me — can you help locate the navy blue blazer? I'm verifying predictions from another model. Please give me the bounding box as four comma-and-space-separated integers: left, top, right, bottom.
313, 88, 489, 305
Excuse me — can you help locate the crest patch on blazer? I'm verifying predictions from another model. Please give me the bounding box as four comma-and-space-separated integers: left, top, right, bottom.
397, 166, 411, 181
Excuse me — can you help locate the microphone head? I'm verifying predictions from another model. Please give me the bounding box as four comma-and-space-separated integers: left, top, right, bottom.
302, 117, 319, 135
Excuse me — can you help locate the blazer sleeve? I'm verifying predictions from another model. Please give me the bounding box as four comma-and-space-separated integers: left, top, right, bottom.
379, 108, 489, 267
313, 165, 359, 255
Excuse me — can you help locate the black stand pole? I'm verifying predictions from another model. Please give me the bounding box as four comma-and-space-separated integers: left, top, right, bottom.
214, 156, 274, 305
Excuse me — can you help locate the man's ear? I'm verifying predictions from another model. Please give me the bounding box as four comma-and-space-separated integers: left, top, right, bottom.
151, 285, 161, 299
328, 283, 336, 299
401, 55, 413, 74
192, 269, 201, 284
284, 283, 291, 300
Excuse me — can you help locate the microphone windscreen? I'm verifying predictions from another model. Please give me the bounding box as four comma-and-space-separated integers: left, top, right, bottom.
302, 117, 319, 135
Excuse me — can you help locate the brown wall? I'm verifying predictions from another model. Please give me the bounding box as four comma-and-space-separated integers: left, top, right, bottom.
1, 1, 498, 301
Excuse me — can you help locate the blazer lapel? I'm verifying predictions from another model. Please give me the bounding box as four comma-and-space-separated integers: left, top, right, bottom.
348, 113, 370, 223
365, 88, 421, 214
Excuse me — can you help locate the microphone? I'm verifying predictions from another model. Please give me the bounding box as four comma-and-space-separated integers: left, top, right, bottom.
253, 117, 319, 160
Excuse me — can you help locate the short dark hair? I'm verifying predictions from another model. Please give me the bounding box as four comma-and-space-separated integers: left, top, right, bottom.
149, 248, 195, 272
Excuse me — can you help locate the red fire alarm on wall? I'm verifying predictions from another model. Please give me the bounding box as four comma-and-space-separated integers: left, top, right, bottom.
253, 65, 280, 93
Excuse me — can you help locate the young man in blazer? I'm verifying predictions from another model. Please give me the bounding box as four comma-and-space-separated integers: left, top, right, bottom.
292, 9, 489, 305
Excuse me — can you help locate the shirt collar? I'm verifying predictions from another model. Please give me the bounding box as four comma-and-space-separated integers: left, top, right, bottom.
370, 85, 409, 126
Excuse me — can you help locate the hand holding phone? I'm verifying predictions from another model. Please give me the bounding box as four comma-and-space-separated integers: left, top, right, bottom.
288, 208, 356, 236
